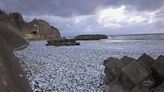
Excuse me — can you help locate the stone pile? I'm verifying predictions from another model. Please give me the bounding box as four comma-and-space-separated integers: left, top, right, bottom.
103, 53, 164, 92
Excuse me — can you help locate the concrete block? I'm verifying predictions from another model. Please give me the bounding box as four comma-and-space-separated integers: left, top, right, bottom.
122, 62, 149, 85
153, 82, 164, 92
152, 55, 164, 80
119, 73, 135, 89
131, 86, 150, 92
137, 53, 154, 72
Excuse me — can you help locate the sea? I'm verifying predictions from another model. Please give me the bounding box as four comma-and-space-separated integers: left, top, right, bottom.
76, 33, 164, 58
14, 33, 164, 92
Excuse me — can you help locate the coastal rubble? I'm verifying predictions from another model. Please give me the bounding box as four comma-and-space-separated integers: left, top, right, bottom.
104, 53, 164, 92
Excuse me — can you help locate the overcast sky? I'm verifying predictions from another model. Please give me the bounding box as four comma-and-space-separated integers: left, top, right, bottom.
0, 0, 164, 36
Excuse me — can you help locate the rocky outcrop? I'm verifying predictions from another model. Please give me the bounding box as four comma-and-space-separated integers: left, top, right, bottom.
0, 22, 32, 92
0, 22, 26, 49
0, 9, 61, 40
46, 38, 80, 46
103, 53, 164, 92
74, 34, 108, 40
29, 19, 61, 39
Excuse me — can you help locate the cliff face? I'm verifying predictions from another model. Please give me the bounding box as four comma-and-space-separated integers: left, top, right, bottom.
29, 19, 61, 39
0, 9, 61, 40
0, 22, 32, 92
0, 9, 62, 92
0, 22, 26, 49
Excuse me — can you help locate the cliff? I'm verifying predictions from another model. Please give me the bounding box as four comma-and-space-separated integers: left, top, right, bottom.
0, 22, 32, 92
0, 9, 61, 40
0, 9, 62, 92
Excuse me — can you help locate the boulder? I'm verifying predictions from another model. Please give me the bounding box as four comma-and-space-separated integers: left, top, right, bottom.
151, 55, 164, 82
119, 73, 135, 89
104, 68, 115, 83
120, 56, 135, 66
104, 58, 124, 79
103, 57, 119, 66
142, 75, 156, 88
121, 62, 149, 85
153, 82, 164, 92
131, 86, 150, 92
137, 53, 155, 72
105, 84, 124, 92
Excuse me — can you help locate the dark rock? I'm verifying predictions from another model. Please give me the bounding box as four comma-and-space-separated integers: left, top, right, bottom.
74, 34, 108, 40
142, 75, 156, 88
121, 62, 149, 85
120, 56, 135, 65
0, 9, 61, 40
105, 83, 124, 92
46, 38, 80, 46
151, 55, 164, 84
104, 68, 115, 83
103, 57, 119, 66
105, 58, 124, 78
153, 82, 164, 92
0, 22, 26, 49
119, 73, 135, 89
137, 53, 155, 72
0, 35, 32, 92
131, 86, 150, 92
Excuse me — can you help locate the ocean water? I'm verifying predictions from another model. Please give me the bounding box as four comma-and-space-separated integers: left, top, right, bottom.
14, 33, 164, 92
68, 33, 164, 58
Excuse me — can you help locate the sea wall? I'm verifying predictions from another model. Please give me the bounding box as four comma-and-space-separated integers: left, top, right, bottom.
103, 53, 164, 92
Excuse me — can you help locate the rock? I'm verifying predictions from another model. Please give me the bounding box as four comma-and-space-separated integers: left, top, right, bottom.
74, 34, 108, 40
30, 19, 61, 39
9, 12, 28, 31
105, 84, 124, 92
142, 75, 156, 88
0, 36, 31, 92
0, 9, 61, 40
121, 62, 149, 85
103, 57, 119, 66
131, 86, 150, 92
105, 58, 124, 79
120, 56, 135, 66
137, 53, 155, 72
104, 68, 115, 83
151, 55, 164, 83
50, 26, 61, 38
119, 73, 135, 89
104, 55, 164, 92
153, 82, 164, 92
104, 75, 110, 85
0, 22, 26, 49
46, 38, 80, 46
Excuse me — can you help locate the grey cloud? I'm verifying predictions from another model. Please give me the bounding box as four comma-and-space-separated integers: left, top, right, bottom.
0, 0, 164, 17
